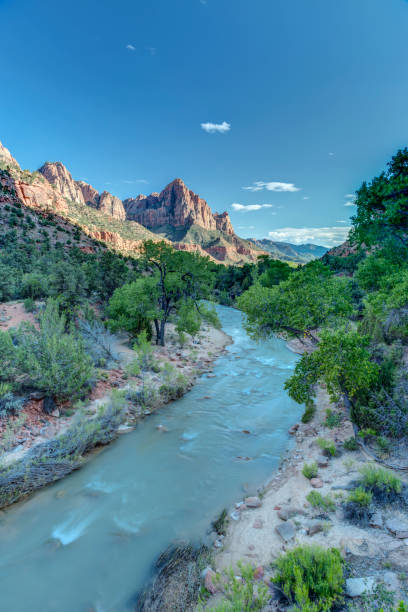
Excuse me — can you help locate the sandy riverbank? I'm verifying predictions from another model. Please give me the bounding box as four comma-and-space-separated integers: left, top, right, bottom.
206, 366, 408, 609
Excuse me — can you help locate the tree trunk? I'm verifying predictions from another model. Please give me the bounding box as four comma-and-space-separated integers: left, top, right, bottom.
154, 319, 160, 345
159, 319, 166, 346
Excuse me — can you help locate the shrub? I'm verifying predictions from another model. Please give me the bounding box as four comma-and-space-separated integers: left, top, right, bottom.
344, 487, 373, 525
348, 487, 373, 507
203, 563, 269, 611
325, 409, 342, 429
0, 393, 24, 419
306, 491, 335, 512
302, 462, 318, 480
302, 402, 316, 423
0, 331, 18, 382
359, 465, 402, 502
316, 437, 336, 457
78, 318, 119, 367
343, 437, 359, 451
273, 545, 344, 611
23, 297, 36, 313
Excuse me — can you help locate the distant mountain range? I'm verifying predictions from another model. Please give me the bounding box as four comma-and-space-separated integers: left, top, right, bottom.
0, 140, 328, 265
247, 238, 329, 264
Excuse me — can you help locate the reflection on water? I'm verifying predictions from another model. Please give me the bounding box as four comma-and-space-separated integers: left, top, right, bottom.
0, 305, 302, 612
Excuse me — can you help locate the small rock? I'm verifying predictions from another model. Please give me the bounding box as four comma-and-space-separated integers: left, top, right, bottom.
317, 455, 329, 468
346, 577, 375, 598
289, 423, 299, 435
244, 496, 262, 508
386, 518, 408, 539
277, 507, 302, 521
308, 523, 324, 536
156, 424, 169, 432
54, 490, 66, 499
230, 511, 240, 521
51, 409, 60, 418
214, 539, 223, 548
275, 520, 296, 543
253, 519, 264, 529
117, 424, 134, 434
254, 566, 264, 580
204, 569, 217, 594
310, 478, 323, 488
383, 572, 399, 591
369, 511, 383, 529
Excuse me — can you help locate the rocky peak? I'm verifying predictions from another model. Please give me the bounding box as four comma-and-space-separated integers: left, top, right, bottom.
0, 141, 20, 169
76, 180, 99, 206
98, 191, 126, 220
39, 161, 85, 205
123, 178, 235, 235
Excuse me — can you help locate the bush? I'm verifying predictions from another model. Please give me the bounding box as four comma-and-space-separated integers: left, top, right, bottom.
302, 462, 318, 480
302, 402, 316, 423
316, 438, 336, 457
306, 491, 335, 512
0, 393, 24, 419
16, 301, 93, 401
347, 487, 372, 507
203, 563, 269, 611
0, 331, 18, 382
343, 437, 359, 451
324, 409, 342, 429
344, 487, 373, 524
23, 297, 36, 313
78, 318, 119, 367
359, 465, 402, 502
273, 545, 344, 611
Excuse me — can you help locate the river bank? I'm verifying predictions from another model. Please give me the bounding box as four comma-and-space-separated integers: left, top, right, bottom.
206, 382, 408, 609
0, 317, 231, 509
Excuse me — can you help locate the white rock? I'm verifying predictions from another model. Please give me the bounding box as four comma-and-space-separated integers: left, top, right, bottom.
346, 577, 375, 597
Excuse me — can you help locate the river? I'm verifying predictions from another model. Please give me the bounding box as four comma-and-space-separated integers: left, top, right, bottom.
0, 305, 302, 612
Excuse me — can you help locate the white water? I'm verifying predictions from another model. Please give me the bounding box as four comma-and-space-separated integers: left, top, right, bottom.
0, 305, 302, 612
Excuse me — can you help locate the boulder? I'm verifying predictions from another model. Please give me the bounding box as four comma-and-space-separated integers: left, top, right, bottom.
346, 577, 375, 597
275, 520, 296, 543
310, 478, 323, 488
204, 569, 217, 594
317, 455, 329, 468
369, 511, 383, 529
386, 518, 408, 539
244, 496, 262, 508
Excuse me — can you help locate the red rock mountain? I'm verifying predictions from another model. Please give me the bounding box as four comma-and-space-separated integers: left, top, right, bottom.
124, 178, 235, 235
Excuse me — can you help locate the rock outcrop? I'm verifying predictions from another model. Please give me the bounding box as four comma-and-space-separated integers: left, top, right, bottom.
77, 180, 99, 206
97, 191, 126, 220
39, 162, 85, 205
0, 141, 20, 169
124, 178, 234, 234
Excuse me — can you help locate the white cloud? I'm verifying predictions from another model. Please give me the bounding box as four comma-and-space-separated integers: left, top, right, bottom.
303, 196, 310, 200
126, 44, 136, 51
344, 193, 355, 199
232, 203, 274, 212
267, 226, 351, 247
344, 201, 356, 207
243, 181, 300, 193
237, 225, 255, 230
336, 220, 347, 224
201, 121, 231, 134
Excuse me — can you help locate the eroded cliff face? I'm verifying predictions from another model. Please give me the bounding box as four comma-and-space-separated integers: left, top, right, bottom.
98, 191, 126, 220
39, 162, 86, 205
0, 142, 20, 169
123, 178, 234, 234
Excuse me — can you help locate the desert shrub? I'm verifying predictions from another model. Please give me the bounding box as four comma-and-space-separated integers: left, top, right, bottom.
23, 297, 36, 313
158, 362, 188, 401
344, 487, 373, 525
125, 381, 158, 409
359, 465, 401, 502
306, 491, 335, 512
78, 318, 119, 367
212, 509, 228, 536
273, 545, 344, 611
0, 393, 24, 419
16, 300, 93, 400
21, 271, 48, 299
343, 437, 359, 451
324, 409, 342, 429
316, 438, 336, 457
302, 402, 316, 423
127, 330, 159, 375
302, 462, 318, 480
202, 563, 269, 611
0, 331, 19, 382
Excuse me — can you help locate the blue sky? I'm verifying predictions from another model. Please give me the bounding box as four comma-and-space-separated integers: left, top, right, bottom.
1, 0, 408, 246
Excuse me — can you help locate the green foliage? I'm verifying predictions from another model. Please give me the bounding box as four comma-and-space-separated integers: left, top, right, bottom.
301, 402, 316, 423
316, 437, 336, 457
258, 258, 293, 288
273, 545, 344, 611
16, 300, 93, 400
0, 331, 19, 382
21, 271, 48, 299
343, 437, 359, 451
130, 330, 159, 373
302, 462, 318, 479
238, 261, 353, 340
107, 277, 158, 339
347, 487, 372, 507
203, 563, 269, 612
306, 491, 335, 512
23, 297, 36, 313
359, 465, 401, 501
285, 329, 380, 407
324, 409, 343, 429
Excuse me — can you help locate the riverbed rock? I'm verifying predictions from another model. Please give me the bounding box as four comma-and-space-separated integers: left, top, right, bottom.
204, 569, 218, 594
346, 577, 375, 597
277, 507, 302, 521
307, 522, 324, 536
244, 496, 262, 508
383, 571, 399, 591
289, 423, 299, 435
310, 478, 324, 488
254, 566, 264, 580
386, 518, 408, 539
275, 520, 296, 543
369, 511, 383, 529
317, 455, 329, 468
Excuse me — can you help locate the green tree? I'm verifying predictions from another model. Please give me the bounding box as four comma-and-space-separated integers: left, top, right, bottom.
107, 277, 159, 339
237, 261, 353, 342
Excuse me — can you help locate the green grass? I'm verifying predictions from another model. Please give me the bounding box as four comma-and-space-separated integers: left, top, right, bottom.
302, 462, 318, 479
306, 491, 335, 511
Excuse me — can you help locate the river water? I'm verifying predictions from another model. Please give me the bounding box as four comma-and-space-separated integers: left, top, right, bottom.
0, 305, 302, 612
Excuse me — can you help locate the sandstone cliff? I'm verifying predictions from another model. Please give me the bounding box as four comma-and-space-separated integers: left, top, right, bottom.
123, 178, 234, 235
0, 142, 20, 169
39, 162, 86, 205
